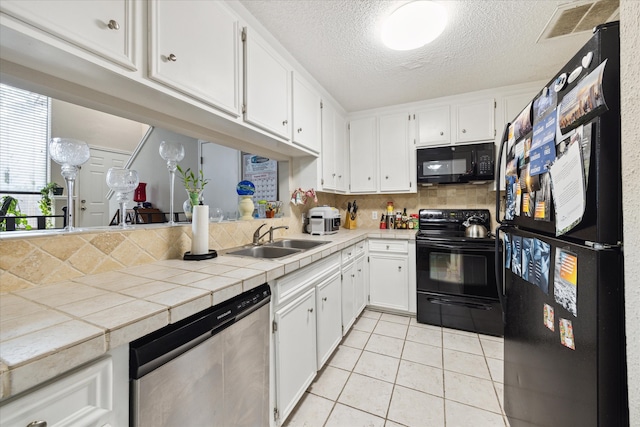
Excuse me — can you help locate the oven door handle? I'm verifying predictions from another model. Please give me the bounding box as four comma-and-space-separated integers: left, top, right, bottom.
417, 241, 494, 252
426, 297, 493, 311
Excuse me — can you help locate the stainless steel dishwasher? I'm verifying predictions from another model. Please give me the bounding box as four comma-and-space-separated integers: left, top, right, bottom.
129, 283, 271, 427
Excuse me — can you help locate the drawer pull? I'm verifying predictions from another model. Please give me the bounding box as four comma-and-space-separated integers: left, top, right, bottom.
308, 307, 314, 313
386, 245, 390, 250
322, 297, 327, 302
398, 266, 402, 272
27, 422, 47, 427
107, 19, 119, 30
167, 53, 177, 62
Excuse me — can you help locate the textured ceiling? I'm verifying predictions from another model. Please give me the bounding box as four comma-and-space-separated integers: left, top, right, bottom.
238, 0, 594, 112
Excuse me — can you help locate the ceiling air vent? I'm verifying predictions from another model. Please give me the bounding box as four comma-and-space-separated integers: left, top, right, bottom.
537, 0, 619, 42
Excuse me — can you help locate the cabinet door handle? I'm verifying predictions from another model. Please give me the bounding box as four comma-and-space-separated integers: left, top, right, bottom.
385, 175, 389, 179
282, 120, 288, 126
26, 422, 47, 427
167, 53, 177, 62
398, 266, 402, 271
358, 269, 362, 272
322, 297, 327, 302
351, 274, 355, 278
462, 129, 467, 133
368, 177, 371, 180
386, 245, 390, 250
338, 175, 342, 178
440, 131, 444, 136
107, 19, 120, 30
297, 127, 303, 133
308, 307, 314, 313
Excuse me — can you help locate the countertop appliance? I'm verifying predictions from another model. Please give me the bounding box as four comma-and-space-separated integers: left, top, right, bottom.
129, 284, 271, 427
417, 142, 495, 185
415, 208, 503, 337
306, 206, 340, 235
495, 22, 627, 427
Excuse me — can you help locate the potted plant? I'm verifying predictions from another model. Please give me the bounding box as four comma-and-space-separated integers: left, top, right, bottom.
176, 165, 209, 218
0, 196, 31, 231
38, 182, 63, 228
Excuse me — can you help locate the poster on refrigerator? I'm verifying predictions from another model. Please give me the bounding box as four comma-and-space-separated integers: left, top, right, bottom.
504, 233, 511, 269
543, 304, 555, 331
554, 249, 578, 317
558, 59, 608, 135
559, 318, 576, 350
534, 173, 551, 221
512, 102, 533, 141
533, 239, 551, 294
533, 86, 557, 125
522, 238, 535, 283
512, 235, 522, 276
505, 175, 517, 220
550, 138, 586, 236
530, 111, 557, 176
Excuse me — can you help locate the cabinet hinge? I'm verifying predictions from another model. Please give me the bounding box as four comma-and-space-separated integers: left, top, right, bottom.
341, 274, 343, 281
368, 295, 370, 302
321, 178, 324, 185
410, 181, 412, 188
414, 138, 416, 145
242, 104, 246, 114
241, 27, 247, 42
320, 100, 324, 109
341, 324, 344, 334
494, 100, 497, 108
408, 114, 411, 121
272, 320, 277, 332
367, 256, 370, 263
200, 156, 204, 165
348, 123, 350, 130
274, 407, 279, 420
413, 114, 416, 120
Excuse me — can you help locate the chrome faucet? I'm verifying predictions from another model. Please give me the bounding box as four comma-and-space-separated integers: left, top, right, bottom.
252, 224, 289, 245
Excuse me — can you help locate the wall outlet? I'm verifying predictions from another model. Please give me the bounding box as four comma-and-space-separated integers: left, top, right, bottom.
372, 211, 378, 220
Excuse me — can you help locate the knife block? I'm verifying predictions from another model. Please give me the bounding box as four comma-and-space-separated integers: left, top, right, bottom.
344, 215, 357, 229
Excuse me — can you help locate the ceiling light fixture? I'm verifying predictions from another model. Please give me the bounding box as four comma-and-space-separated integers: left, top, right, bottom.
381, 1, 447, 51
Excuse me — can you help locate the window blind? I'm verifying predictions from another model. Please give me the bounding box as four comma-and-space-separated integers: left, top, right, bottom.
0, 83, 50, 193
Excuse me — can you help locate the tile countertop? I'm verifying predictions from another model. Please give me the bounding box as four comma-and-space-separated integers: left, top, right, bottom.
0, 228, 416, 400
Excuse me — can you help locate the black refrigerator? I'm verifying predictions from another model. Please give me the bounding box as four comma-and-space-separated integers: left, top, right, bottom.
495, 22, 628, 427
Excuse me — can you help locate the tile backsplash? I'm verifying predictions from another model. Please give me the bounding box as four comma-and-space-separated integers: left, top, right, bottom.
0, 184, 496, 292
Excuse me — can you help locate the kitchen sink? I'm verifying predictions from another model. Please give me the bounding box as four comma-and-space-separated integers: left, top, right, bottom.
225, 245, 302, 259
265, 239, 330, 250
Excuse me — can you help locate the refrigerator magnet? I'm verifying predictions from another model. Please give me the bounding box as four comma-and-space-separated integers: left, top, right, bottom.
504, 233, 511, 269
544, 304, 555, 331
559, 318, 576, 350
522, 238, 535, 284
554, 249, 578, 317
554, 73, 568, 92
582, 51, 594, 68
512, 235, 522, 276
533, 239, 551, 294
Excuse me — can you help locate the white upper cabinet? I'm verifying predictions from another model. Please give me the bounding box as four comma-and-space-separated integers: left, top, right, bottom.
292, 73, 321, 153
453, 98, 495, 143
243, 28, 291, 140
416, 105, 450, 146
0, 0, 136, 70
321, 102, 348, 192
379, 112, 411, 193
148, 0, 240, 116
349, 117, 377, 193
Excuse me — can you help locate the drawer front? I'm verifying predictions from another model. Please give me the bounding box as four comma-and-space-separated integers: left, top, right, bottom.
276, 252, 340, 306
342, 245, 357, 264
354, 241, 366, 256
369, 239, 408, 254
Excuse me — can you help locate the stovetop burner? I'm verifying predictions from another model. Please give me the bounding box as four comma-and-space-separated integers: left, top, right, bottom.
416, 208, 493, 242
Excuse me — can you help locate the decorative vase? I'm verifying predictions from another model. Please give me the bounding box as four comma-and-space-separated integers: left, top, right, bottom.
183, 190, 202, 221
238, 196, 254, 221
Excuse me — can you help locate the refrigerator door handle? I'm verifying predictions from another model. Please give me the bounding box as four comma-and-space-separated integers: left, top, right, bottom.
425, 297, 494, 311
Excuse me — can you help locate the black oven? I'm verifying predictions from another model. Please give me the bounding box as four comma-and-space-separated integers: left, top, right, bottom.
417, 142, 495, 185
415, 209, 503, 337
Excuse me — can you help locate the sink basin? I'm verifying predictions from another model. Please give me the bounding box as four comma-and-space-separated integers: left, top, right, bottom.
226, 245, 302, 259
266, 239, 330, 250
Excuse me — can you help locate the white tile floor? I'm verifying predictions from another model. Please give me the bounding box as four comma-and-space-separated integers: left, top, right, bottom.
283, 310, 508, 427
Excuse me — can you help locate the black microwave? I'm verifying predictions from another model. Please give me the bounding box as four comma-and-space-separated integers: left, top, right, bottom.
417, 142, 495, 185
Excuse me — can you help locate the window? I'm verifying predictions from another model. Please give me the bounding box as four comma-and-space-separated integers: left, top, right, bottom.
0, 83, 50, 225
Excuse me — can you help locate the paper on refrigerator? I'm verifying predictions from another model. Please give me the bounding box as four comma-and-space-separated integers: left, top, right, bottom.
549, 139, 586, 235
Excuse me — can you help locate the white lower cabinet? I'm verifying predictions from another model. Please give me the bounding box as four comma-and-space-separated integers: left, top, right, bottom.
0, 357, 114, 427
316, 271, 343, 367
369, 239, 409, 311
274, 287, 317, 424
354, 253, 366, 315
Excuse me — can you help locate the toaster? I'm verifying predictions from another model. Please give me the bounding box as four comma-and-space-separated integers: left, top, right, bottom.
306, 206, 340, 235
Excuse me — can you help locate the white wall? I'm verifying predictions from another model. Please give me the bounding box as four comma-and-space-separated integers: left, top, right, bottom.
129, 128, 199, 216
621, 2, 640, 424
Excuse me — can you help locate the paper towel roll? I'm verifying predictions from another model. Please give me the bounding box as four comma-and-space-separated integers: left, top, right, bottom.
191, 205, 209, 255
